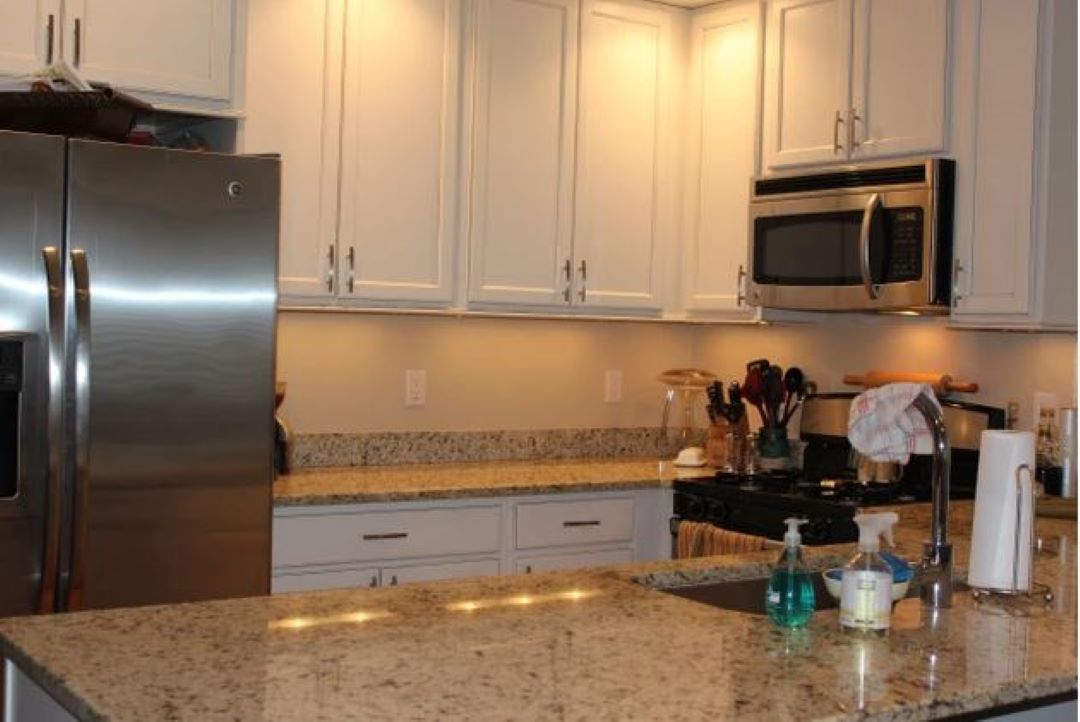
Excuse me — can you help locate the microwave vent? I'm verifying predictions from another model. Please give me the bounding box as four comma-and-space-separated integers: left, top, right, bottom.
754, 164, 928, 197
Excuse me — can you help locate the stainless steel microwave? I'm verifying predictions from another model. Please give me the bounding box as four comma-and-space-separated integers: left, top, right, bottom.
747, 158, 955, 312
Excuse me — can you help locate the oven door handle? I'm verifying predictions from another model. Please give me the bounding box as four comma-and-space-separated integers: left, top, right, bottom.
858, 193, 883, 300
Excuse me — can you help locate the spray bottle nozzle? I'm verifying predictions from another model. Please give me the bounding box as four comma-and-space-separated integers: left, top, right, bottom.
853, 512, 899, 552
783, 517, 808, 548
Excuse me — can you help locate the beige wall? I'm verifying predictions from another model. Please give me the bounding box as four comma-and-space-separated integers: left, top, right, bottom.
278, 311, 1077, 435
277, 312, 697, 433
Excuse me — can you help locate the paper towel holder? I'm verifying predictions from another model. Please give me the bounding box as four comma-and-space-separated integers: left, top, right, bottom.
971, 463, 1053, 605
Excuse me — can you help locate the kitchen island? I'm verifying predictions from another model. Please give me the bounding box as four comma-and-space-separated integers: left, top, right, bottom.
1, 503, 1075, 721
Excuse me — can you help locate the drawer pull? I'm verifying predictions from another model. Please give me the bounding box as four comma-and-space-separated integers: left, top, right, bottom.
563, 520, 601, 528
361, 532, 409, 541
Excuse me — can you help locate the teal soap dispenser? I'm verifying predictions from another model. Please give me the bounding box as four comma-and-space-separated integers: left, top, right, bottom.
765, 517, 816, 628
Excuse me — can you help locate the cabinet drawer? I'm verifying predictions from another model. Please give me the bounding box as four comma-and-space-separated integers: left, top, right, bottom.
273, 506, 502, 568
271, 567, 380, 594
516, 548, 634, 574
382, 558, 501, 587
515, 498, 634, 549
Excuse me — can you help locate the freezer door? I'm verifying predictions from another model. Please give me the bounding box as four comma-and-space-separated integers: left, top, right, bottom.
0, 131, 66, 616
64, 140, 279, 610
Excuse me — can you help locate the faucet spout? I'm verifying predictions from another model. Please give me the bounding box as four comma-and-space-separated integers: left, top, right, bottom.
912, 392, 953, 608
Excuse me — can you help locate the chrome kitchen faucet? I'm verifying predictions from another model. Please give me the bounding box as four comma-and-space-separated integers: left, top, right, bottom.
912, 392, 953, 609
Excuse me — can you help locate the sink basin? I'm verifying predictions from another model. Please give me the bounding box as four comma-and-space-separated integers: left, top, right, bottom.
661, 576, 837, 616
660, 576, 969, 616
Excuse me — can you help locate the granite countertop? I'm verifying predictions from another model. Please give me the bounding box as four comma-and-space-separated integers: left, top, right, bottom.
0, 503, 1075, 721
274, 457, 712, 506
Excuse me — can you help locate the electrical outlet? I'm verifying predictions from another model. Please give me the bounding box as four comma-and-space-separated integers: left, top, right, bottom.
1033, 391, 1060, 431
405, 369, 427, 407
604, 370, 623, 404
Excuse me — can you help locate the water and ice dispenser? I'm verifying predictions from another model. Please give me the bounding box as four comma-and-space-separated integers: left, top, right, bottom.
0, 338, 23, 499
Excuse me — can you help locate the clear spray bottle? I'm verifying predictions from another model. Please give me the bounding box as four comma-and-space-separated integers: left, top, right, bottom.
765, 518, 816, 628
839, 512, 899, 635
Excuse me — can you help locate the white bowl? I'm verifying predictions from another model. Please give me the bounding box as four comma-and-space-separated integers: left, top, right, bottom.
823, 569, 911, 602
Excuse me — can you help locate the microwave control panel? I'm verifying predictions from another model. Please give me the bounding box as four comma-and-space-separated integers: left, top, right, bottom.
883, 207, 924, 282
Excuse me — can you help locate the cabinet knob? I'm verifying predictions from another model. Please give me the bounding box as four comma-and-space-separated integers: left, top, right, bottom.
524, 565, 532, 574
369, 575, 378, 587
389, 575, 398, 586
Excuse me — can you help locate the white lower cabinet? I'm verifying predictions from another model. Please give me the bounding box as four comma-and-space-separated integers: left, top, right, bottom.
516, 548, 634, 575
382, 558, 502, 587
271, 489, 670, 594
271, 566, 380, 594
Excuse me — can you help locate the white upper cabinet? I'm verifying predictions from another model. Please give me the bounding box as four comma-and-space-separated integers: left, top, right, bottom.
63, 0, 234, 102
573, 0, 675, 310
466, 0, 579, 307
849, 0, 947, 159
0, 0, 61, 77
242, 0, 344, 299
683, 0, 762, 314
336, 0, 461, 304
762, 0, 851, 168
950, 0, 1076, 329
762, 0, 947, 170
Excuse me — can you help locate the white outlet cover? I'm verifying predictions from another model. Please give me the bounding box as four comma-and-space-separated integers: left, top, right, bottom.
405, 369, 427, 407
604, 370, 623, 404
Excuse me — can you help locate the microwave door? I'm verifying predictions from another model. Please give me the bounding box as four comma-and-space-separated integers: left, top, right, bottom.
748, 188, 934, 311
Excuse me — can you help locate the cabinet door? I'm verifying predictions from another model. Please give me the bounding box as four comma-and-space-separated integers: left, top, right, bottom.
243, 0, 343, 299
573, 0, 675, 310
337, 0, 461, 304
849, 0, 947, 159
63, 0, 233, 101
516, 548, 633, 574
271, 567, 380, 594
0, 0, 60, 77
761, 0, 852, 169
382, 558, 501, 586
683, 1, 762, 313
466, 0, 578, 307
951, 0, 1039, 318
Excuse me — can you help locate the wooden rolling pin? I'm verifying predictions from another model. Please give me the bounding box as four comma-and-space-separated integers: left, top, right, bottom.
843, 371, 979, 395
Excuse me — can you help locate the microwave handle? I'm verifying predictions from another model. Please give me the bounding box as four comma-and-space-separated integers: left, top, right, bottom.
859, 193, 883, 300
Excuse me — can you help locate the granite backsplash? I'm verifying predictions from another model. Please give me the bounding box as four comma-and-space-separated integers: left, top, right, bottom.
291, 427, 685, 468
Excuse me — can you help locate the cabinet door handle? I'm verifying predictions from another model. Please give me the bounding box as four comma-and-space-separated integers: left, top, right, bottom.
361, 532, 408, 541
562, 259, 571, 303
833, 110, 844, 154
524, 565, 532, 574
389, 575, 398, 586
326, 246, 335, 293
346, 246, 356, 294
577, 260, 587, 303
73, 18, 82, 67
952, 258, 964, 302
736, 264, 747, 307
849, 108, 862, 150
369, 575, 379, 587
563, 520, 601, 528
45, 14, 55, 64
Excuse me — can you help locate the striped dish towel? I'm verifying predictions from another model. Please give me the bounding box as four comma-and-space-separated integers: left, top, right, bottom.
847, 382, 940, 465
676, 521, 777, 558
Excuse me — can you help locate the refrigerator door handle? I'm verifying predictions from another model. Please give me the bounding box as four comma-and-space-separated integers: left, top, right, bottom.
65, 249, 91, 611
37, 247, 65, 614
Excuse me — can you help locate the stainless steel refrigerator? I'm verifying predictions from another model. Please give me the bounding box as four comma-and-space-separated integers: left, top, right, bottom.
0, 130, 279, 615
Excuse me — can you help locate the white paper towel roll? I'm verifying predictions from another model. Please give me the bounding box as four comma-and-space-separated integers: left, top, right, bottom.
968, 431, 1036, 591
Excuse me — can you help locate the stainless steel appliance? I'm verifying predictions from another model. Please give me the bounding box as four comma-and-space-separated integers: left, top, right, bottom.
0, 130, 279, 615
672, 393, 1004, 546
747, 158, 955, 312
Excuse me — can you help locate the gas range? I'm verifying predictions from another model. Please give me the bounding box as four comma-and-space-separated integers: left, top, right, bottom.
673, 470, 969, 546
672, 391, 1001, 547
